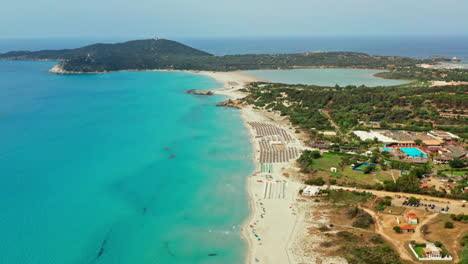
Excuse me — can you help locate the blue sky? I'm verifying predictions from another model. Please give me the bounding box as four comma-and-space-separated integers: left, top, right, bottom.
2, 0, 467, 38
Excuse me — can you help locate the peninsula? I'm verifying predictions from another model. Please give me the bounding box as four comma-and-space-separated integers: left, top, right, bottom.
0, 38, 450, 74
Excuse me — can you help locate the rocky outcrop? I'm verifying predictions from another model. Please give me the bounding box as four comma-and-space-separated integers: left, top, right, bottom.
216, 99, 243, 109
49, 63, 67, 74
185, 89, 214, 95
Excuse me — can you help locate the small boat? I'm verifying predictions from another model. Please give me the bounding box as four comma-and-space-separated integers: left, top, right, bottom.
208, 253, 217, 257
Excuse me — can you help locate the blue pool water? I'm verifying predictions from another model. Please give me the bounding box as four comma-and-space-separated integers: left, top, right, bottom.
0, 61, 254, 264
381, 148, 391, 152
400, 147, 427, 158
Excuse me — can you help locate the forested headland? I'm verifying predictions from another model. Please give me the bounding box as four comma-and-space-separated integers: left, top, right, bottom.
0, 38, 452, 74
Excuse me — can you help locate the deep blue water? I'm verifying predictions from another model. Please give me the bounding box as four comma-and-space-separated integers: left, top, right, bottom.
0, 61, 254, 264
1, 36, 468, 60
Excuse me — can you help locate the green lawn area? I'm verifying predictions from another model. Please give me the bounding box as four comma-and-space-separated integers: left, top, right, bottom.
413, 246, 425, 258
314, 153, 393, 184
442, 170, 468, 176
355, 164, 372, 171
460, 246, 468, 264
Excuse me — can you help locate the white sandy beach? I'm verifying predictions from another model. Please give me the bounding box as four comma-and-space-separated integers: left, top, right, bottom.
195, 71, 347, 264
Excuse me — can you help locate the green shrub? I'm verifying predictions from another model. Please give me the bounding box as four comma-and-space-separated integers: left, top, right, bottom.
369, 235, 384, 244
343, 244, 402, 264
337, 231, 358, 241
408, 197, 420, 205
305, 177, 325, 186
445, 222, 454, 229
319, 225, 330, 232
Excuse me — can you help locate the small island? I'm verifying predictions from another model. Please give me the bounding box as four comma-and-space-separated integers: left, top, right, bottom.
185, 89, 214, 95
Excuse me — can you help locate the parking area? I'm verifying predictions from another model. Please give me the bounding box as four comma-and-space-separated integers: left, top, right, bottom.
392, 195, 467, 215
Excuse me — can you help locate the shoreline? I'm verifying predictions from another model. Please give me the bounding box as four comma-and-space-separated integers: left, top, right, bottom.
195, 70, 292, 264
194, 70, 345, 264
47, 62, 390, 75
49, 63, 410, 84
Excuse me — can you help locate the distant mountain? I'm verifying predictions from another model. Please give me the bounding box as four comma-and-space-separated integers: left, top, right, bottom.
0, 38, 448, 73
0, 39, 212, 60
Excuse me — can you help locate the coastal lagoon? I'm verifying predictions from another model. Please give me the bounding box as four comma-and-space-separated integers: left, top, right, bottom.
242, 68, 410, 87
0, 61, 254, 264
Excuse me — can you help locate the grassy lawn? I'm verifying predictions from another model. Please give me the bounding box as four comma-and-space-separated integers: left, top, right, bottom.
314, 153, 393, 184
355, 164, 371, 171
460, 246, 468, 264
441, 170, 468, 176
413, 246, 425, 258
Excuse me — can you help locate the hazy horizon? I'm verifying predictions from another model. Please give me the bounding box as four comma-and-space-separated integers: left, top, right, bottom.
2, 35, 468, 60
3, 0, 468, 38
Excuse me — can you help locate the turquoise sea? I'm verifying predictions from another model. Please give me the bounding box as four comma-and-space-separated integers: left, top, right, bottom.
0, 61, 254, 264
242, 69, 410, 87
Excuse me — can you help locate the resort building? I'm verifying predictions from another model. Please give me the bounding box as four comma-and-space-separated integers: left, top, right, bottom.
433, 155, 452, 165
404, 212, 418, 224
308, 140, 332, 150
353, 130, 396, 145
443, 146, 467, 159
433, 145, 468, 164
423, 243, 443, 258
429, 130, 459, 140
354, 130, 444, 147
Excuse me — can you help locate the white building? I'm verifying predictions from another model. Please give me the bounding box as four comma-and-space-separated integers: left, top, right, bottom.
302, 186, 321, 196
353, 130, 396, 145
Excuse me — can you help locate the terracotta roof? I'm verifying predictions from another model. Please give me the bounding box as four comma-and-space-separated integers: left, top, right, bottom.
423, 140, 443, 146
405, 212, 418, 220
399, 224, 415, 230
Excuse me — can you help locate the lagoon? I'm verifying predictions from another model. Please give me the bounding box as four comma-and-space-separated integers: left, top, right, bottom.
242, 68, 410, 87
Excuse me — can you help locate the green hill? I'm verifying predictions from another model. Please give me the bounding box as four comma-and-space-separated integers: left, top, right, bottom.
0, 39, 212, 60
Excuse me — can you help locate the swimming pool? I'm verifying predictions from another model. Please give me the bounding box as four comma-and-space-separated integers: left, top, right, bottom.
381, 147, 391, 152
400, 147, 427, 158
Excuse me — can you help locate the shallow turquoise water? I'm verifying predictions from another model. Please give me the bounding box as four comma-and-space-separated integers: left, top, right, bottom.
400, 147, 427, 158
0, 61, 254, 264
242, 68, 409, 87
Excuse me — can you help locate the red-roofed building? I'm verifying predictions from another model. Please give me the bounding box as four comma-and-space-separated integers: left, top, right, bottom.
398, 224, 415, 233
404, 212, 419, 224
